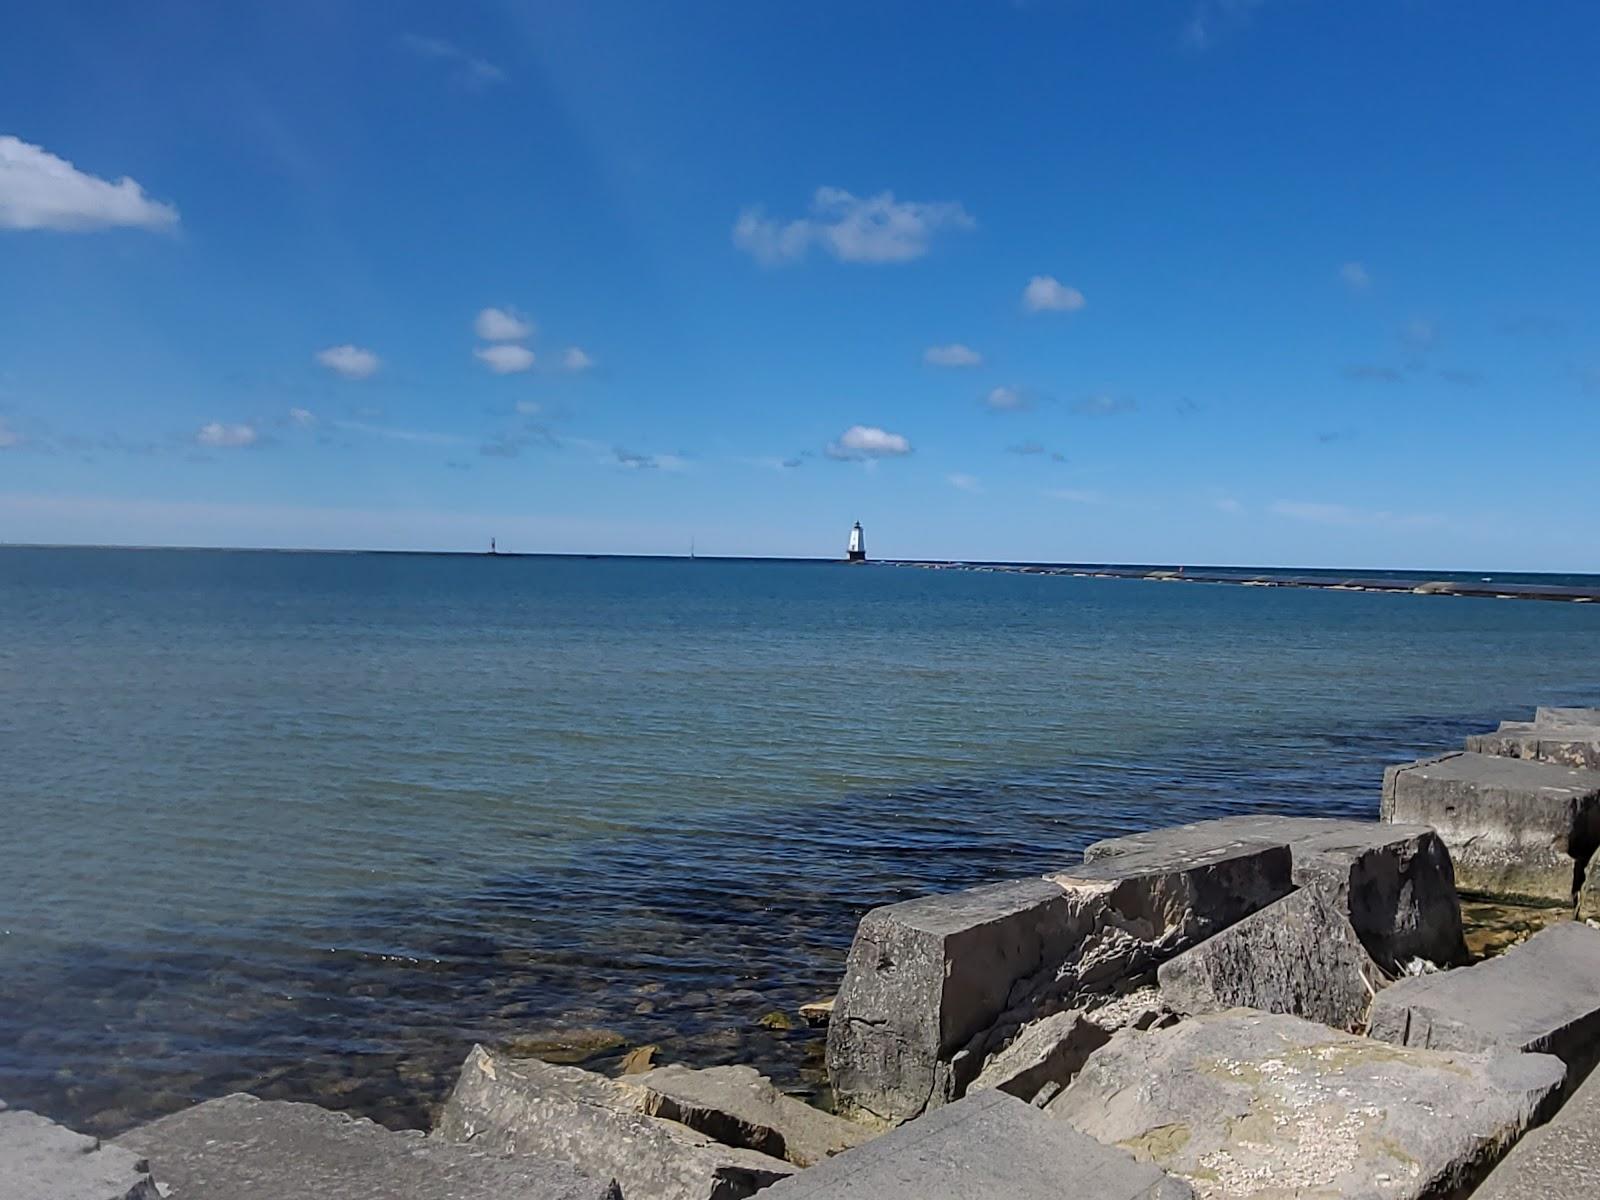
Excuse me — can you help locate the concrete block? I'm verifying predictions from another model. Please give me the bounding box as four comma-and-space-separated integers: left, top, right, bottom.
1382, 751, 1600, 902
1468, 721, 1600, 770
1474, 1055, 1600, 1200
115, 1093, 617, 1200
0, 1103, 159, 1200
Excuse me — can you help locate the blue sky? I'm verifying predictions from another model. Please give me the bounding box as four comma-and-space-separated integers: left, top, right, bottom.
2, 1, 1598, 568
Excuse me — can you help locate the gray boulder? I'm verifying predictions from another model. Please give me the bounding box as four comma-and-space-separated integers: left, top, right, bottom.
0, 1102, 159, 1200
1157, 885, 1382, 1031
760, 1090, 1193, 1199
1367, 921, 1600, 1086
1086, 815, 1467, 968
1468, 720, 1600, 770
967, 1009, 1110, 1104
827, 838, 1293, 1125
1474, 1050, 1600, 1200
434, 1046, 792, 1200
1580, 845, 1600, 921
1382, 751, 1600, 903
617, 1064, 872, 1168
115, 1093, 616, 1200
1048, 1009, 1564, 1200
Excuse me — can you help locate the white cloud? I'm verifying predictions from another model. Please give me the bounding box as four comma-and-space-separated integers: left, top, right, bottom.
1270, 500, 1441, 529
475, 307, 534, 341
1022, 275, 1086, 313
1339, 261, 1370, 291
1214, 497, 1243, 514
288, 407, 316, 427
825, 425, 913, 460
400, 35, 505, 88
0, 135, 179, 232
315, 344, 380, 380
947, 472, 982, 493
1073, 393, 1137, 415
733, 187, 974, 265
563, 346, 595, 371
1043, 487, 1103, 505
196, 422, 257, 448
1400, 318, 1439, 352
333, 419, 465, 446
0, 418, 21, 448
984, 385, 1031, 412
514, 399, 542, 416
475, 343, 536, 374
924, 343, 982, 368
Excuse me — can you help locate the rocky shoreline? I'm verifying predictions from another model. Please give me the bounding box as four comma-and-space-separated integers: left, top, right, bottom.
13, 705, 1600, 1197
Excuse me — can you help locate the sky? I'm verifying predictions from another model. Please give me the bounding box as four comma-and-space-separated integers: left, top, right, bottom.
2, 1, 1598, 569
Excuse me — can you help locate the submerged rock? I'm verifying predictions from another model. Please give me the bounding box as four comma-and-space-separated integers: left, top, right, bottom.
1157, 885, 1382, 1031
1367, 921, 1600, 1087
760, 1090, 1193, 1199
116, 1092, 616, 1200
798, 999, 835, 1027
1382, 751, 1600, 904
617, 1045, 659, 1076
1, 1100, 160, 1200
619, 1064, 872, 1167
826, 838, 1293, 1125
500, 1027, 627, 1064
434, 1046, 792, 1200
1048, 1010, 1564, 1199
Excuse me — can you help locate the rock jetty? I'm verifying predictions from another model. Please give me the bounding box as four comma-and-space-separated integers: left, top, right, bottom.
14, 701, 1600, 1197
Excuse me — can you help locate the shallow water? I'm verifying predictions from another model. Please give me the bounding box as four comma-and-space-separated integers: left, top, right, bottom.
3, 547, 1599, 1133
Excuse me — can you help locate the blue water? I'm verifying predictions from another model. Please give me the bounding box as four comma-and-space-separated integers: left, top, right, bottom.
3, 547, 1599, 1133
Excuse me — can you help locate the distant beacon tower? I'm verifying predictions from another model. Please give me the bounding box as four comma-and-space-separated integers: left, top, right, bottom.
847, 521, 866, 562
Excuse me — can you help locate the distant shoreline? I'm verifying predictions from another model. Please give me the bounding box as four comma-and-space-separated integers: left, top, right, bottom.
2, 542, 1598, 598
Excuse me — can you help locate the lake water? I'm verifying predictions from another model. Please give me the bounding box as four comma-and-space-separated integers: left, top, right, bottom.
3, 546, 1599, 1134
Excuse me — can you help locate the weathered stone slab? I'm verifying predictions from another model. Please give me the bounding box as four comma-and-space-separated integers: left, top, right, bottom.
1382, 751, 1600, 902
1086, 815, 1467, 968
1535, 705, 1600, 728
1367, 920, 1600, 1086
434, 1046, 792, 1200
826, 840, 1293, 1125
1157, 885, 1382, 1031
761, 1090, 1193, 1199
1048, 1009, 1564, 1200
115, 1092, 616, 1200
1474, 1054, 1600, 1200
1, 1102, 159, 1200
618, 1064, 872, 1167
1580, 844, 1600, 921
1468, 720, 1600, 770
967, 1009, 1110, 1104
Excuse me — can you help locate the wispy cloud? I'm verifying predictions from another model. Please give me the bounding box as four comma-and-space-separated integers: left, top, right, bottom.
195, 422, 257, 448
1342, 364, 1403, 383
475, 307, 533, 341
984, 385, 1034, 412
1183, 0, 1268, 51
0, 135, 178, 232
316, 344, 380, 380
612, 447, 686, 471
733, 187, 974, 265
1270, 500, 1442, 529
400, 35, 506, 89
924, 343, 983, 368
825, 424, 913, 461
1339, 261, 1370, 291
1022, 275, 1086, 313
475, 344, 536, 374
1042, 487, 1103, 505
1438, 368, 1482, 386
947, 472, 982, 493
1214, 497, 1243, 514
1400, 318, 1439, 353
562, 346, 595, 372
1073, 393, 1136, 415
288, 407, 316, 427
0, 417, 22, 448
333, 419, 464, 446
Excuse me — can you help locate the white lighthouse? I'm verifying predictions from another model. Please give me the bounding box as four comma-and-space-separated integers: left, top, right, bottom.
847, 521, 866, 562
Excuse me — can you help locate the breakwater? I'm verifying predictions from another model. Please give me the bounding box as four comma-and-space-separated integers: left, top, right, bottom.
886, 559, 1600, 602
12, 704, 1600, 1197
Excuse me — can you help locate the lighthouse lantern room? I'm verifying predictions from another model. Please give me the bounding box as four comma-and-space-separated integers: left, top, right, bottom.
847, 521, 866, 562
